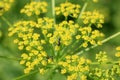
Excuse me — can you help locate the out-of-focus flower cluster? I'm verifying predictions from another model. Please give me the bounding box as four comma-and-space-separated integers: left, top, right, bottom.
96, 51, 108, 63
0, 0, 14, 16
89, 49, 120, 80
20, 1, 47, 16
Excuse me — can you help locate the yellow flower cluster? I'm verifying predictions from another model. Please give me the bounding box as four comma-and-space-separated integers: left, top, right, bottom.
8, 21, 36, 41
36, 17, 54, 30
115, 46, 120, 57
20, 1, 47, 16
81, 10, 104, 28
0, 0, 14, 16
8, 20, 53, 74
58, 55, 91, 80
8, 0, 107, 78
96, 51, 108, 63
49, 20, 79, 47
20, 51, 48, 74
76, 26, 104, 48
8, 18, 105, 75
6, 0, 120, 80
55, 2, 80, 18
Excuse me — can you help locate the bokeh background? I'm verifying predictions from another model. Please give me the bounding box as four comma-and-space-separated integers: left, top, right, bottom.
0, 0, 120, 80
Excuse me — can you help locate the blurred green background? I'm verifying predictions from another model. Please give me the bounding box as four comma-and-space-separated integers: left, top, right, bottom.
0, 0, 120, 80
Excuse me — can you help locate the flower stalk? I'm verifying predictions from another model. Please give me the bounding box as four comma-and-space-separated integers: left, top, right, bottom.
77, 2, 88, 22
1, 16, 12, 27
52, 0, 56, 24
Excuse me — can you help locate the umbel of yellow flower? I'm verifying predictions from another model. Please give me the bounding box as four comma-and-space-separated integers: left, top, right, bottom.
20, 1, 48, 16
8, 19, 55, 74
58, 55, 91, 80
0, 0, 14, 16
55, 2, 80, 18
81, 10, 104, 28
8, 18, 104, 75
49, 20, 79, 46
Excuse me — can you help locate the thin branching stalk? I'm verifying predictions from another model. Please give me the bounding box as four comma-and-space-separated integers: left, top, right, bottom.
52, 0, 56, 24
1, 16, 12, 27
52, 0, 58, 57
0, 56, 20, 61
77, 2, 88, 22
91, 61, 120, 65
60, 2, 89, 55
77, 31, 120, 55
14, 62, 58, 80
14, 70, 38, 80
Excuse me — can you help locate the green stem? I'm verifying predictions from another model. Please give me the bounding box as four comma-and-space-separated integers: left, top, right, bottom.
52, 0, 56, 24
14, 62, 57, 80
43, 65, 57, 80
51, 0, 57, 56
14, 70, 38, 80
77, 2, 88, 22
77, 31, 120, 55
91, 61, 120, 65
0, 55, 20, 61
1, 16, 12, 27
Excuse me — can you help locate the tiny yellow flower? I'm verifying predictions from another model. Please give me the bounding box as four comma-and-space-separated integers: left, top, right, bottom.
24, 68, 31, 74
21, 53, 29, 59
76, 35, 81, 39
82, 42, 88, 48
55, 45, 60, 51
20, 60, 25, 64
81, 75, 87, 80
61, 69, 67, 74
39, 68, 45, 75
116, 46, 120, 51
18, 45, 24, 50
41, 60, 47, 66
115, 52, 120, 57
13, 39, 19, 43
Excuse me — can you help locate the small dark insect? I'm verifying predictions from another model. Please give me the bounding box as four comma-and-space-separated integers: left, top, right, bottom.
0, 7, 3, 10
57, 38, 61, 46
46, 56, 53, 60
